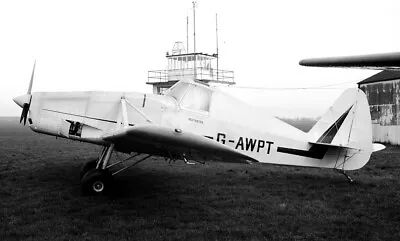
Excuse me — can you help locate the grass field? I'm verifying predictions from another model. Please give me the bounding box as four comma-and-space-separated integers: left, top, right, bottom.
0, 117, 399, 241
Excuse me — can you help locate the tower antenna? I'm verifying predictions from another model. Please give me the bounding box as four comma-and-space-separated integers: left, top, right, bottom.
186, 14, 189, 53
192, 1, 197, 80
216, 13, 219, 81
192, 1, 196, 53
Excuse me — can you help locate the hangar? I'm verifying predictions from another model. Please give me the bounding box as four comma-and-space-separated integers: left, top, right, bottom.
358, 70, 400, 144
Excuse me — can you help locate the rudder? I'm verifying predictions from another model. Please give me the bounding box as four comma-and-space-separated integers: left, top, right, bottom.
307, 88, 377, 170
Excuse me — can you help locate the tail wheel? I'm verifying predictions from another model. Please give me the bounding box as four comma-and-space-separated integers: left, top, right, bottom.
81, 169, 113, 196
80, 159, 98, 179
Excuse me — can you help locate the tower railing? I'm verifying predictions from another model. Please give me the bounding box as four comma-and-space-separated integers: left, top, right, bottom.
147, 67, 234, 84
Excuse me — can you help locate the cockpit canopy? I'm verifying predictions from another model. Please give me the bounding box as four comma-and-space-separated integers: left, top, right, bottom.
165, 81, 212, 112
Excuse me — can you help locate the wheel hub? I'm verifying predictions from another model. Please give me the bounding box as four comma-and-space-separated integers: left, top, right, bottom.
92, 181, 104, 192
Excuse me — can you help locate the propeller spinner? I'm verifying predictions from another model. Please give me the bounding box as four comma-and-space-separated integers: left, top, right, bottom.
13, 61, 35, 125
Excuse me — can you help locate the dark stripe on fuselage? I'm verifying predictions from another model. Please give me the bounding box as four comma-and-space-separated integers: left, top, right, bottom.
277, 145, 329, 159
42, 109, 134, 126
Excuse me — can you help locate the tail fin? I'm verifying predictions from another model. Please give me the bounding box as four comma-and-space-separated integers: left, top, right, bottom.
307, 88, 384, 170
308, 88, 371, 150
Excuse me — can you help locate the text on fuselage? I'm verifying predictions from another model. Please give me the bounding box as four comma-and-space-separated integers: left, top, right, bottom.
216, 133, 274, 154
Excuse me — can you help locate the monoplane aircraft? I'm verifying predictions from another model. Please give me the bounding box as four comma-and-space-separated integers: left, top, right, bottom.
14, 55, 388, 195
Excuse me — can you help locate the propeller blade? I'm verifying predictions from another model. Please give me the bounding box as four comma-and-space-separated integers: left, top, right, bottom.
28, 60, 36, 94
18, 94, 32, 125
15, 61, 35, 126
23, 111, 28, 125
20, 103, 29, 124
19, 106, 25, 123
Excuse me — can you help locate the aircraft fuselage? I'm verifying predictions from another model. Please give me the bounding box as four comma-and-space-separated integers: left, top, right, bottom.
25, 88, 370, 171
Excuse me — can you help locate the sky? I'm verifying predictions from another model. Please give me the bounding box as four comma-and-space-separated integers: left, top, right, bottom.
1, 0, 399, 117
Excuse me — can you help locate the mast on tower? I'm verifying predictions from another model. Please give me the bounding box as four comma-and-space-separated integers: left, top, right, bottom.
146, 3, 235, 95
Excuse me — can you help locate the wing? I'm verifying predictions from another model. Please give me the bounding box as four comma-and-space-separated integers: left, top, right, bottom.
299, 52, 400, 71
102, 124, 256, 164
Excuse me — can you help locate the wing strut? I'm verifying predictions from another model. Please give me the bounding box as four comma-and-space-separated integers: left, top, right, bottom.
111, 154, 152, 176
120, 97, 129, 127
124, 98, 154, 124
118, 96, 154, 127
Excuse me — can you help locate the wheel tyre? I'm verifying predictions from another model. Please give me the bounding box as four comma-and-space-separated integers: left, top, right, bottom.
80, 159, 98, 179
81, 169, 113, 196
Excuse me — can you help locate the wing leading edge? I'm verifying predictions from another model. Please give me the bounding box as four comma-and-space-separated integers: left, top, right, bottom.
299, 52, 400, 71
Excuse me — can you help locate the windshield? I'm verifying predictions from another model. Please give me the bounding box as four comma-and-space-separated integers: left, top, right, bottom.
166, 81, 190, 102
166, 81, 212, 112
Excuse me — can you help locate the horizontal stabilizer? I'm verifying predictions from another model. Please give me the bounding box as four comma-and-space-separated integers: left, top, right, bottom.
372, 143, 385, 152
308, 141, 385, 153
299, 52, 400, 71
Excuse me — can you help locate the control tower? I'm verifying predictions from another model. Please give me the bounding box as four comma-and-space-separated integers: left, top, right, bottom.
146, 2, 235, 95
147, 41, 235, 95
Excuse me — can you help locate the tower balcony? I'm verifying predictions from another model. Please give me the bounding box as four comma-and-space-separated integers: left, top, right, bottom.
147, 67, 235, 85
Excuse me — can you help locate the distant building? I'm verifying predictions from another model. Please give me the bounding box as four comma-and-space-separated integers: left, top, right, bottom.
358, 70, 400, 144
146, 4, 235, 94
147, 42, 235, 95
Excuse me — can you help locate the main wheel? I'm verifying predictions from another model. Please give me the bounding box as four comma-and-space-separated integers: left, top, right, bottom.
80, 159, 98, 179
81, 169, 113, 196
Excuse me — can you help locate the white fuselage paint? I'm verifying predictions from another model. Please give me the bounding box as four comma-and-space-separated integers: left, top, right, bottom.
26, 85, 372, 171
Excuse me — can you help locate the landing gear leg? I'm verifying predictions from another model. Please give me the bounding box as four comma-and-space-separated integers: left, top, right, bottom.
80, 146, 108, 178
81, 144, 115, 196
80, 158, 99, 178
80, 145, 152, 196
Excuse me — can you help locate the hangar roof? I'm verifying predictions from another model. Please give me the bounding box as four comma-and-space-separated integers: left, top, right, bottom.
358, 70, 400, 85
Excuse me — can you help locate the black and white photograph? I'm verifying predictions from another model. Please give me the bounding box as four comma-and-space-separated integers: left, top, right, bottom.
1, 0, 399, 240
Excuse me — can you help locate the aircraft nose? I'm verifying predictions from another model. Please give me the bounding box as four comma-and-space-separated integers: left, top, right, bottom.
13, 94, 31, 108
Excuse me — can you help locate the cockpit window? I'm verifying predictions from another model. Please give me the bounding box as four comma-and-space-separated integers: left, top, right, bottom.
166, 81, 212, 112
180, 84, 211, 112
166, 82, 190, 102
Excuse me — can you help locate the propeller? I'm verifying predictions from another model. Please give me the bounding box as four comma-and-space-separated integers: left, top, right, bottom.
13, 60, 35, 125
20, 100, 31, 125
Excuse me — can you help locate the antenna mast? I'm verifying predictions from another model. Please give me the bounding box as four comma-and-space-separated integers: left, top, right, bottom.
186, 15, 189, 53
192, 1, 197, 80
192, 1, 196, 53
216, 13, 219, 81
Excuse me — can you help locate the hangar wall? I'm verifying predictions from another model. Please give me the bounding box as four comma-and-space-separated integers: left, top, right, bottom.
359, 79, 400, 145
